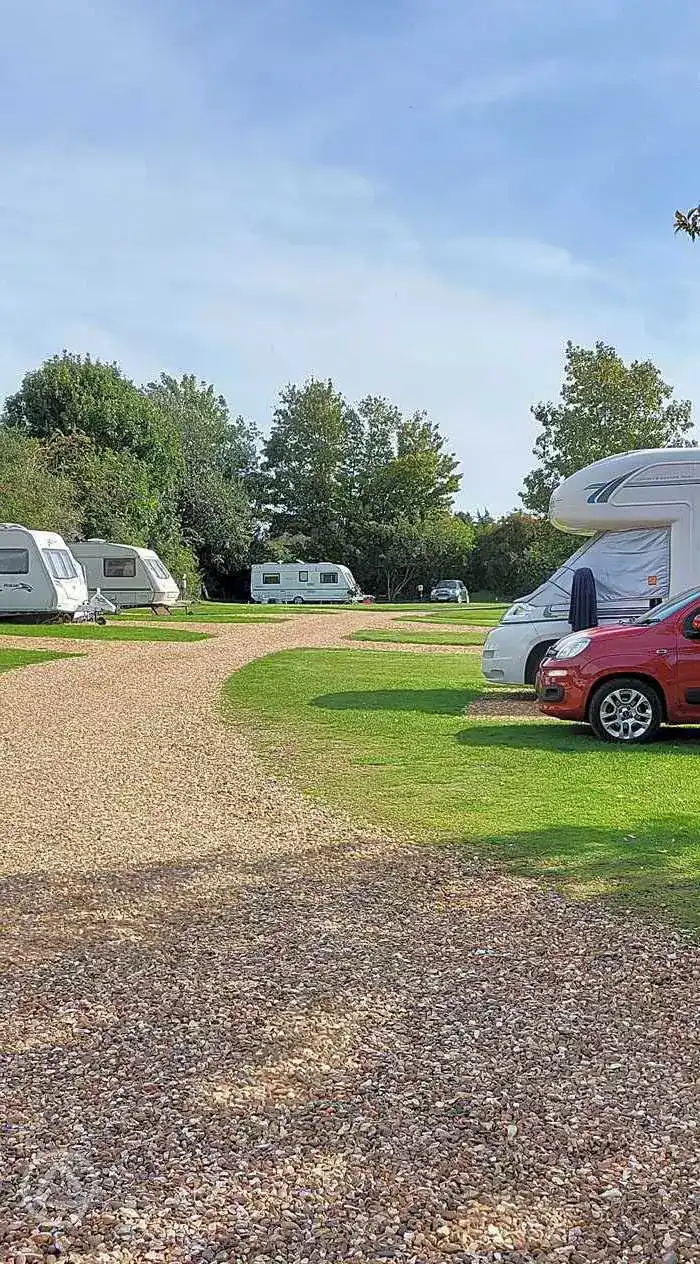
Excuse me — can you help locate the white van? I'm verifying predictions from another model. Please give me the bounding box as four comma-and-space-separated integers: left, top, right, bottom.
70, 540, 180, 611
482, 448, 700, 685
0, 523, 89, 619
251, 561, 362, 604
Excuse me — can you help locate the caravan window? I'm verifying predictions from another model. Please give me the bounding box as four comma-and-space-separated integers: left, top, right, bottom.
298, 570, 309, 583
44, 549, 78, 580
0, 548, 29, 574
320, 571, 338, 584
262, 573, 280, 585
146, 558, 169, 580
104, 557, 137, 578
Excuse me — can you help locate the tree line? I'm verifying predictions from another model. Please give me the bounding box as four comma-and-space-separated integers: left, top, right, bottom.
0, 342, 693, 600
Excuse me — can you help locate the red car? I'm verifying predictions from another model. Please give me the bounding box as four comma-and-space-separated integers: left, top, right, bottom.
536, 587, 700, 743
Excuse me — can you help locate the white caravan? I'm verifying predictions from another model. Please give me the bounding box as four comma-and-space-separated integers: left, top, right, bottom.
70, 540, 180, 611
482, 447, 700, 685
0, 523, 90, 619
251, 561, 362, 604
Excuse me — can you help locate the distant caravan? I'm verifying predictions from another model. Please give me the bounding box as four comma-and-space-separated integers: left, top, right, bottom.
482, 448, 700, 685
0, 523, 92, 620
250, 561, 362, 604
70, 540, 180, 612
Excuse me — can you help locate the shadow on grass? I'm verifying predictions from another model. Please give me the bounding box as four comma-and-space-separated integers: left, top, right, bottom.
456, 720, 700, 753
459, 816, 700, 931
311, 687, 476, 714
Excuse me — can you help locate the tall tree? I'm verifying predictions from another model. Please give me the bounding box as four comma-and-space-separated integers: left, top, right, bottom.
0, 429, 81, 537
3, 352, 180, 488
522, 341, 694, 515
145, 374, 257, 586
262, 379, 353, 548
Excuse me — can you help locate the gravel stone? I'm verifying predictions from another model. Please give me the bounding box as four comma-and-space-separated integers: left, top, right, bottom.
0, 612, 699, 1264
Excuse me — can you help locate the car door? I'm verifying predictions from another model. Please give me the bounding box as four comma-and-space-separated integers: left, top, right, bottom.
670, 604, 700, 720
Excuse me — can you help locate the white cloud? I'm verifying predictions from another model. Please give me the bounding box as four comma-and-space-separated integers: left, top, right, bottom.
437, 60, 564, 112
0, 142, 678, 514
0, 0, 699, 518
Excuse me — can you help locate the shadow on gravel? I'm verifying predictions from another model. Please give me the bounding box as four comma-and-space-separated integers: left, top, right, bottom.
2, 835, 699, 1259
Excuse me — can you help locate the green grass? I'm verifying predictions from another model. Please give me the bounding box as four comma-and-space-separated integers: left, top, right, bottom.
350, 627, 486, 647
0, 622, 209, 642
224, 648, 700, 933
0, 647, 78, 673
118, 601, 286, 621
396, 603, 507, 628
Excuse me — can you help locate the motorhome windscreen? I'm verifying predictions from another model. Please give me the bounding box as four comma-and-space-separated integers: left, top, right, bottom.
0, 549, 29, 574
525, 528, 671, 610
44, 549, 78, 580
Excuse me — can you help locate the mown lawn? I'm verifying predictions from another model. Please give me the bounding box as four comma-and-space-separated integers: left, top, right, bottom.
224, 648, 700, 933
120, 607, 289, 624
396, 603, 507, 627
350, 628, 486, 647
0, 648, 78, 672
0, 623, 209, 642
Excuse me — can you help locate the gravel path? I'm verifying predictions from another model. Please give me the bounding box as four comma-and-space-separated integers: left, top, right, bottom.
1, 614, 699, 1264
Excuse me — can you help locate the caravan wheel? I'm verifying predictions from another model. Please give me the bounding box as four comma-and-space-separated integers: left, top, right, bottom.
293, 596, 305, 605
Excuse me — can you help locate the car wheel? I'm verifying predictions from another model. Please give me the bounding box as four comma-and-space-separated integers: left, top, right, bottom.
589, 677, 662, 744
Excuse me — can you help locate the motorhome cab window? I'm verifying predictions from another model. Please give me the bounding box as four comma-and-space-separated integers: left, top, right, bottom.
298, 571, 309, 583
0, 548, 29, 574
262, 573, 280, 585
104, 557, 137, 578
44, 550, 78, 580
320, 571, 338, 584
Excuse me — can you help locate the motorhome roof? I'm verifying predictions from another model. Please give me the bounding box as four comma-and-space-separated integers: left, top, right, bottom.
549, 447, 700, 535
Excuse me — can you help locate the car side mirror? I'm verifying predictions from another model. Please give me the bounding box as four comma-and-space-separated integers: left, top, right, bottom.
687, 613, 700, 637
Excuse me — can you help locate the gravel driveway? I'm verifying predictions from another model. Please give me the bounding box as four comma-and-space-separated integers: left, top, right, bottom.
1, 613, 698, 1264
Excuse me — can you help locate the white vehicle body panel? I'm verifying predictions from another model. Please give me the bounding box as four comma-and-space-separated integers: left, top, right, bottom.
251, 561, 360, 604
482, 448, 700, 685
70, 540, 179, 609
0, 524, 88, 616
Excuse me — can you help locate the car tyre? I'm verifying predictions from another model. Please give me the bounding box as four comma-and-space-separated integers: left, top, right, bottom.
589, 676, 662, 744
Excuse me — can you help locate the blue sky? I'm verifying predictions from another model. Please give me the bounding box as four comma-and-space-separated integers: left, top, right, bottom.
1, 0, 700, 512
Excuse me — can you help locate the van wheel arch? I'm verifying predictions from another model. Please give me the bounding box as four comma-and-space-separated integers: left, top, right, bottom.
524, 641, 557, 686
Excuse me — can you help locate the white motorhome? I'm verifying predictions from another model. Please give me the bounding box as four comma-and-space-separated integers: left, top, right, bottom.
482, 448, 700, 685
70, 540, 180, 611
251, 561, 362, 604
0, 524, 90, 619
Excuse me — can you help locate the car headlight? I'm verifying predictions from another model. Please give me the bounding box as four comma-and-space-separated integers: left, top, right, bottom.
552, 634, 591, 660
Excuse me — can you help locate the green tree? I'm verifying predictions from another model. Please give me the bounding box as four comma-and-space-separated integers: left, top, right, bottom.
48, 435, 159, 544
359, 513, 474, 600
521, 341, 694, 515
469, 512, 572, 600
675, 207, 700, 240
262, 379, 353, 548
0, 429, 82, 536
145, 374, 257, 586
3, 352, 180, 486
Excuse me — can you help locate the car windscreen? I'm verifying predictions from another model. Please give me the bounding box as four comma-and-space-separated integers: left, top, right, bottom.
631, 587, 700, 625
